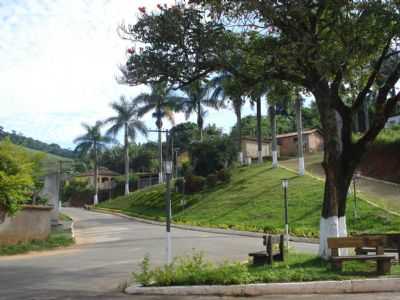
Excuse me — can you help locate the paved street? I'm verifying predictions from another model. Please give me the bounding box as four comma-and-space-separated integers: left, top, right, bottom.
0, 208, 398, 300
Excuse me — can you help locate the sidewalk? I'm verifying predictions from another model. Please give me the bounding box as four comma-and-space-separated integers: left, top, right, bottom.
280, 154, 400, 213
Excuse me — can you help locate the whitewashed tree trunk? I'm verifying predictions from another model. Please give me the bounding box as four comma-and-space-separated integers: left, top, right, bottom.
319, 216, 348, 259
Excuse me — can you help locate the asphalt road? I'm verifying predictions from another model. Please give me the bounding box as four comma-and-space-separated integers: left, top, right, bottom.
0, 208, 398, 300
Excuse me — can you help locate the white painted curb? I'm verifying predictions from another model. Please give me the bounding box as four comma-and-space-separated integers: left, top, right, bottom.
125, 278, 400, 296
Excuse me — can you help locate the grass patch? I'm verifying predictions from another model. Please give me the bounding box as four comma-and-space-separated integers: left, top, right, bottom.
59, 213, 72, 221
98, 163, 400, 237
0, 231, 74, 256
133, 252, 400, 286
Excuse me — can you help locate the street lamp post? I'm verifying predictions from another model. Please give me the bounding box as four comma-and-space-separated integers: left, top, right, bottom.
282, 178, 289, 249
164, 159, 173, 264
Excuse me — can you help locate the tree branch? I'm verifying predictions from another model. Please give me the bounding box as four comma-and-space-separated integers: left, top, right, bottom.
351, 38, 392, 112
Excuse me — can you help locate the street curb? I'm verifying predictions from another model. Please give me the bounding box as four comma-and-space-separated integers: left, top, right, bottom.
90, 207, 319, 244
125, 278, 400, 296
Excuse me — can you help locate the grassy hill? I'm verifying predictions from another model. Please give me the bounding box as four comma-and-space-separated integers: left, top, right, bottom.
98, 163, 400, 238
21, 146, 73, 174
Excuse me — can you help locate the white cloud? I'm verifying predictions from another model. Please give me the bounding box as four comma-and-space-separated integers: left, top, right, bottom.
0, 0, 258, 149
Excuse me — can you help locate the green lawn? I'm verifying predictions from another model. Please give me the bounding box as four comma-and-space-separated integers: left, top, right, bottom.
98, 163, 400, 237
133, 251, 400, 286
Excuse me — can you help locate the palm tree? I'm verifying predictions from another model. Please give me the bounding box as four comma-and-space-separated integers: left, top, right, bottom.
136, 82, 182, 183
104, 95, 147, 195
74, 121, 113, 205
209, 73, 247, 164
249, 82, 269, 164
179, 80, 223, 141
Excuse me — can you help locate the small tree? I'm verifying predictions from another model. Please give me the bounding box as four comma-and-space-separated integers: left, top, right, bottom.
0, 139, 35, 223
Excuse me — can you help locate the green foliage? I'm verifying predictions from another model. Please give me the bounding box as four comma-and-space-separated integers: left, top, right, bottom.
99, 162, 400, 237
175, 178, 185, 193
184, 174, 206, 194
0, 231, 74, 256
216, 168, 231, 183
189, 135, 237, 177
206, 173, 218, 188
62, 178, 94, 203
373, 125, 400, 146
0, 139, 36, 217
132, 252, 400, 287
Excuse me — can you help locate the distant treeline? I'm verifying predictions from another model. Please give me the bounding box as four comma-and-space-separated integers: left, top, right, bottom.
0, 126, 75, 158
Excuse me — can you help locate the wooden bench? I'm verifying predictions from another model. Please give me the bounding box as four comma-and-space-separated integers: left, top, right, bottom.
249, 234, 285, 266
354, 234, 400, 261
327, 236, 395, 275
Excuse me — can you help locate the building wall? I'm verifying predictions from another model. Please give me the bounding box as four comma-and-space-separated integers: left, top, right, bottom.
242, 140, 272, 159
0, 206, 52, 245
278, 132, 324, 156
308, 133, 324, 153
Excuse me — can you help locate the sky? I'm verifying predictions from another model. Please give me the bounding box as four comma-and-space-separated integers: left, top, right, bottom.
0, 0, 261, 149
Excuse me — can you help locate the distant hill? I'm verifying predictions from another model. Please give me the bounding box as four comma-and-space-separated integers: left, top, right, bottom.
0, 126, 75, 159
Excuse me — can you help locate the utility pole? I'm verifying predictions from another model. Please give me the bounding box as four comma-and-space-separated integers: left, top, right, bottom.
296, 96, 305, 176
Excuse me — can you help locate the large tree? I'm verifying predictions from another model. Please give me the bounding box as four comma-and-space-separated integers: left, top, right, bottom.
119, 2, 400, 257
74, 122, 113, 205
105, 95, 147, 195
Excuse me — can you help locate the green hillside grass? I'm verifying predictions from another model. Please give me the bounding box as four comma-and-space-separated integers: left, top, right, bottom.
98, 163, 400, 237
22, 146, 73, 173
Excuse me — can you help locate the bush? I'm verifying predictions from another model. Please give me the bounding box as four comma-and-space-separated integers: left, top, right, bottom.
216, 169, 231, 183
175, 178, 185, 193
184, 174, 205, 194
62, 179, 94, 204
189, 135, 237, 177
206, 174, 218, 188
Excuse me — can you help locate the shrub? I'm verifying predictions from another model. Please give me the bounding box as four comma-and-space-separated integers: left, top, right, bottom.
175, 178, 185, 193
216, 169, 231, 183
206, 174, 218, 188
189, 135, 237, 177
184, 174, 205, 194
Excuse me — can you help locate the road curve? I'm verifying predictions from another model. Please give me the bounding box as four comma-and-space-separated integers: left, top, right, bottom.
0, 207, 317, 299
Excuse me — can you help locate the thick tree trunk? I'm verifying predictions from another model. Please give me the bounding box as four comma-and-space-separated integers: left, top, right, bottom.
93, 143, 99, 205
269, 105, 278, 168
124, 123, 130, 195
256, 97, 262, 163
296, 97, 305, 176
315, 90, 359, 259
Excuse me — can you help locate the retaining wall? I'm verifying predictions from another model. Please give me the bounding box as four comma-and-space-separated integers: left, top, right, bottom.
0, 205, 52, 245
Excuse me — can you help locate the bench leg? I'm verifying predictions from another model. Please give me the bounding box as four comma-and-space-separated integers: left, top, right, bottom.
253, 256, 268, 266
377, 260, 391, 275
332, 261, 343, 272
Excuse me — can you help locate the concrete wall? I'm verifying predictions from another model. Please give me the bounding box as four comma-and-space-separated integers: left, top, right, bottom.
0, 205, 52, 246
278, 132, 323, 156
242, 140, 272, 159
41, 173, 60, 226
